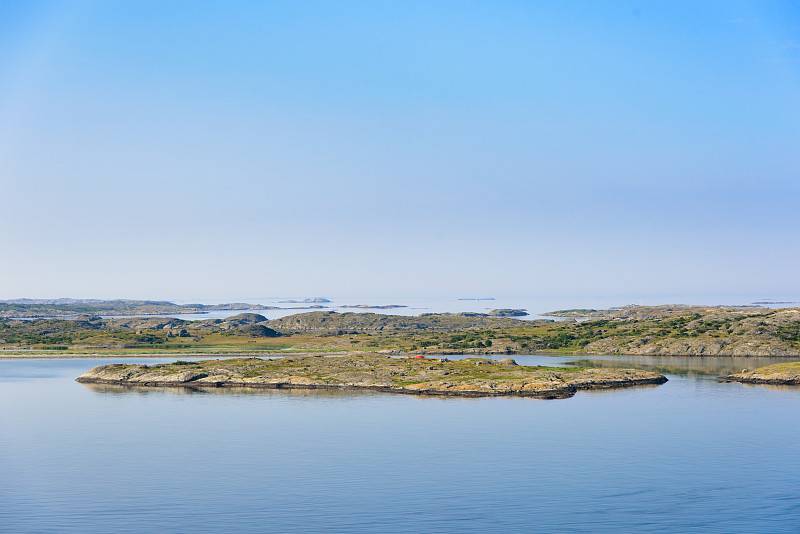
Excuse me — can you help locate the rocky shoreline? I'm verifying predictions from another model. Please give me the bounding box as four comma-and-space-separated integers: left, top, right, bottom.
76, 355, 668, 399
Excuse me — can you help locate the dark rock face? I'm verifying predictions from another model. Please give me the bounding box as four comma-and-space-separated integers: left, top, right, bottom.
71, 316, 104, 328
488, 309, 529, 317
239, 324, 280, 337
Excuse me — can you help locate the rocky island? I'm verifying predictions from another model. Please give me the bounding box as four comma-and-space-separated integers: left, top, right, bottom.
76, 355, 668, 399
339, 304, 408, 309
0, 299, 275, 319
722, 361, 800, 385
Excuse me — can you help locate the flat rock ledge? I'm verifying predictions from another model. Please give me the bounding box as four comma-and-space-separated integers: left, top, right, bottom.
76, 355, 667, 399
722, 361, 800, 385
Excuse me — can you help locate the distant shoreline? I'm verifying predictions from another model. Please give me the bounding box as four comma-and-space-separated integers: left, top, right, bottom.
2, 304, 800, 358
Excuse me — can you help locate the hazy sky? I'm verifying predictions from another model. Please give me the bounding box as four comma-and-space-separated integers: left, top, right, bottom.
1, 1, 799, 301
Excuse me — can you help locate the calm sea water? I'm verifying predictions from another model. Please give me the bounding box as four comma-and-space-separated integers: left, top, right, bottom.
2, 355, 800, 533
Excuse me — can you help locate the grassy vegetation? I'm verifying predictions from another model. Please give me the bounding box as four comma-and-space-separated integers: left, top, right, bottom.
745, 361, 800, 374
77, 354, 667, 399
0, 300, 271, 319
3, 306, 800, 356
776, 324, 800, 346
127, 356, 581, 386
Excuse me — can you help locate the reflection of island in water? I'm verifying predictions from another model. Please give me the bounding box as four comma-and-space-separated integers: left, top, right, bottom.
80, 382, 385, 399
564, 355, 799, 379
79, 382, 492, 401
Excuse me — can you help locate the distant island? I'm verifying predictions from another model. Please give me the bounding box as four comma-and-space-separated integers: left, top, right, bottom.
278, 298, 331, 304
339, 304, 408, 309
488, 309, 528, 317
541, 308, 598, 318
0, 298, 429, 318
0, 299, 276, 319
418, 309, 528, 318
76, 354, 667, 399
1, 304, 799, 358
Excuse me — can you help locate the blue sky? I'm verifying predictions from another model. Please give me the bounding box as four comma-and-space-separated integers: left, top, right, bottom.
1, 1, 798, 300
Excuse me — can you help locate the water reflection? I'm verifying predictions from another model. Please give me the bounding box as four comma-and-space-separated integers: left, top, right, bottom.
455, 353, 800, 379
562, 355, 799, 378
576, 382, 665, 396
79, 381, 515, 402
79, 382, 382, 398
726, 382, 800, 392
